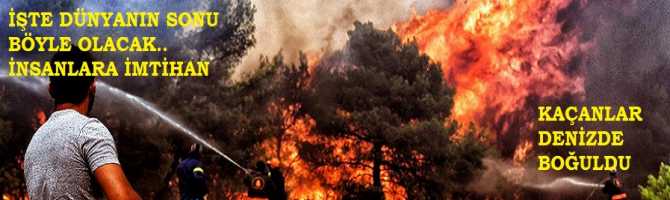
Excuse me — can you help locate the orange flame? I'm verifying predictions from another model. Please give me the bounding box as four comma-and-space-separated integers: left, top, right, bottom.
395, 0, 590, 161
259, 106, 406, 199
395, 0, 587, 136
513, 140, 533, 166
34, 108, 46, 128
257, 0, 592, 198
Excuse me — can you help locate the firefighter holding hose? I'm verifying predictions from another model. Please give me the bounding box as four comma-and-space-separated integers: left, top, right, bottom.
177, 144, 208, 200
245, 160, 287, 200
602, 170, 627, 200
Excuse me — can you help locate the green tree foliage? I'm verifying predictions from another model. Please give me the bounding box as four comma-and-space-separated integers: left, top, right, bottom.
183, 0, 257, 79
245, 53, 310, 161
640, 163, 670, 200
303, 21, 485, 199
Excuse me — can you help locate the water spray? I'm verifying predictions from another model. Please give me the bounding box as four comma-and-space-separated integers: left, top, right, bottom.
0, 72, 250, 174
0, 71, 48, 94
97, 82, 250, 174
523, 177, 603, 190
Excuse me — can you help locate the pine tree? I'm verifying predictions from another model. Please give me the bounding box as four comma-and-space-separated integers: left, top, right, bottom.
303, 21, 485, 199
640, 163, 670, 200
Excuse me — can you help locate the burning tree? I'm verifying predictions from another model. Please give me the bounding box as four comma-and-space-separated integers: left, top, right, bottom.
302, 22, 485, 199
250, 53, 310, 163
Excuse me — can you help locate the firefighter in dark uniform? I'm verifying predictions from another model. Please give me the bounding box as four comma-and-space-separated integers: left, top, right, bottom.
267, 162, 287, 200
246, 161, 287, 200
177, 144, 208, 200
602, 170, 627, 200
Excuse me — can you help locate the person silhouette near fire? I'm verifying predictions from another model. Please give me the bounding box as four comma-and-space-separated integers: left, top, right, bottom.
602, 170, 627, 200
245, 160, 287, 200
177, 144, 208, 200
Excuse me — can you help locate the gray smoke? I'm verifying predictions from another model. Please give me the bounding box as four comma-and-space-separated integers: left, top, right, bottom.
459, 0, 670, 199
233, 0, 451, 79
579, 0, 670, 198
480, 0, 670, 199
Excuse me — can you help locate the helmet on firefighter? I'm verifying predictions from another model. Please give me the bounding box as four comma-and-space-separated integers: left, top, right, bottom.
187, 143, 202, 159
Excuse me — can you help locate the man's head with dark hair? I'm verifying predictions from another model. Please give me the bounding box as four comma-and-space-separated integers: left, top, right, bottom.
49, 46, 97, 114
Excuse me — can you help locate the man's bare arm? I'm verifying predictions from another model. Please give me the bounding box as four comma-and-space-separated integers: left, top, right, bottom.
95, 163, 141, 200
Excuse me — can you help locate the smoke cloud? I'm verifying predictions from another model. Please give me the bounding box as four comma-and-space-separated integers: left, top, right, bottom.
578, 0, 670, 198
473, 1, 670, 198
234, 0, 451, 79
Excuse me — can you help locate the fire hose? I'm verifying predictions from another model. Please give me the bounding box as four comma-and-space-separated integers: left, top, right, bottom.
193, 141, 284, 198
